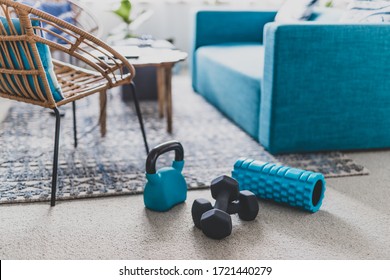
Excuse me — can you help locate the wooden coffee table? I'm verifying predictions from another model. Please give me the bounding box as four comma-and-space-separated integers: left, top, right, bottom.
127, 47, 187, 133
97, 45, 187, 134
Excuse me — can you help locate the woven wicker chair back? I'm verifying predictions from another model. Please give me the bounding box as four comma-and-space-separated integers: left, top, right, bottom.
0, 0, 56, 106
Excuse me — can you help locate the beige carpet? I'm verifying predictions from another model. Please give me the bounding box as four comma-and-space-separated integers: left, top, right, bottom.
0, 75, 389, 259
0, 99, 11, 121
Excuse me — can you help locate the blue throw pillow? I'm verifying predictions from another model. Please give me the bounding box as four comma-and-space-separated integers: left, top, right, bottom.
340, 0, 390, 23
22, 1, 75, 44
0, 16, 63, 102
275, 0, 319, 22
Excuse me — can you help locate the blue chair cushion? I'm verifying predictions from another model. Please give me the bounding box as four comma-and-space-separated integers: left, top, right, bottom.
195, 43, 264, 139
0, 16, 63, 102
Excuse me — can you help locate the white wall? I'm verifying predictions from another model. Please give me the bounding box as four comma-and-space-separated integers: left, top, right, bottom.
80, 0, 284, 53
80, 0, 350, 54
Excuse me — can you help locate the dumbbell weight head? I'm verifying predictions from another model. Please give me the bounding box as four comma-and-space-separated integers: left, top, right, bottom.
210, 175, 239, 202
200, 209, 232, 239
191, 198, 213, 229
237, 190, 259, 221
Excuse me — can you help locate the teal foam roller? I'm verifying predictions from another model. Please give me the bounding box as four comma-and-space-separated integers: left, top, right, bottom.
232, 158, 326, 212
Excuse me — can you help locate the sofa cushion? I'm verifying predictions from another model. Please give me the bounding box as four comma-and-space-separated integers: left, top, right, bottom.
275, 0, 319, 22
196, 43, 264, 81
310, 8, 343, 22
195, 43, 264, 139
340, 0, 390, 23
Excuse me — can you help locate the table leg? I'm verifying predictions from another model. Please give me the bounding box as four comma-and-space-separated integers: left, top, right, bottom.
165, 66, 173, 133
99, 90, 107, 137
157, 67, 165, 118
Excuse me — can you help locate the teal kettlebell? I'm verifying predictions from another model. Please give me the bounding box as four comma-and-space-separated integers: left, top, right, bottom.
144, 141, 187, 212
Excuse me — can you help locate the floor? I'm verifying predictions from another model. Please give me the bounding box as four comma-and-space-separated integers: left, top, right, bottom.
0, 77, 389, 260
0, 99, 11, 121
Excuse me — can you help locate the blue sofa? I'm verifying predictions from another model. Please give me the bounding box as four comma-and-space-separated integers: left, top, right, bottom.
192, 10, 390, 154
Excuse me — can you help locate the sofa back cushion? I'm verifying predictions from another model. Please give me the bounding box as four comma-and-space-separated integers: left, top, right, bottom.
275, 0, 319, 22
340, 0, 390, 23
310, 8, 344, 22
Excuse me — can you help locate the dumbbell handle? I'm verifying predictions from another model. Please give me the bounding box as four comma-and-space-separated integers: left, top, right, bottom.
226, 201, 239, 215
214, 191, 230, 212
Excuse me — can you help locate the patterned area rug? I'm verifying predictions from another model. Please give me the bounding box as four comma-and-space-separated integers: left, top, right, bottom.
275, 152, 369, 178
0, 76, 369, 204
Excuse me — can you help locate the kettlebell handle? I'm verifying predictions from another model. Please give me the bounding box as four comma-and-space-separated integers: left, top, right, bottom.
146, 140, 184, 174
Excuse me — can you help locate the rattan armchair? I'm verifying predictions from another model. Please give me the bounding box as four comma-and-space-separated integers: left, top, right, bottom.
0, 0, 149, 206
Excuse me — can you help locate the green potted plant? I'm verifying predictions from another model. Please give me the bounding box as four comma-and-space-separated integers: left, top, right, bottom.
325, 1, 334, 8
112, 0, 153, 38
112, 0, 134, 38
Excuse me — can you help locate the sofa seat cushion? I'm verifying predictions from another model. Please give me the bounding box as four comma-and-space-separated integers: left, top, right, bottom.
197, 43, 264, 81
195, 43, 264, 139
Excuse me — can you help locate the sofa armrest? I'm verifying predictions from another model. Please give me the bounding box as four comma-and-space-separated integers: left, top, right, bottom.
260, 22, 390, 153
192, 10, 276, 90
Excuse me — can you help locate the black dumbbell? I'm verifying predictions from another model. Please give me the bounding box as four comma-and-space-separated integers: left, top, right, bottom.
227, 190, 259, 221
191, 178, 239, 230
192, 175, 259, 239
200, 175, 239, 239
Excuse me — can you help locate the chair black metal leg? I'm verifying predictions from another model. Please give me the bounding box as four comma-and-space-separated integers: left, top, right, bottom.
72, 101, 77, 148
130, 81, 149, 155
51, 108, 61, 207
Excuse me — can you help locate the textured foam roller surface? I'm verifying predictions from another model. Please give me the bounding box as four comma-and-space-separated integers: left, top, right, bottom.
232, 158, 326, 212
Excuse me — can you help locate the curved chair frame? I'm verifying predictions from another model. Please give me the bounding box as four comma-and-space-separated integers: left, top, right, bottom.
0, 0, 149, 206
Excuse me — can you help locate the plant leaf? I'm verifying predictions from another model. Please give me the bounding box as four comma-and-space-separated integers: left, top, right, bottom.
113, 0, 132, 24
